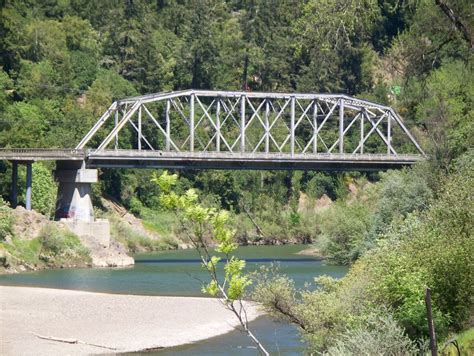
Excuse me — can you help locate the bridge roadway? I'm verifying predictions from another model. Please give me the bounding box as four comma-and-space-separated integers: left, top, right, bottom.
0, 148, 423, 171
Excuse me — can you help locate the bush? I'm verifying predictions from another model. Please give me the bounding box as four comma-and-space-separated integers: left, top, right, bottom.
325, 314, 418, 356
109, 213, 178, 252
305, 172, 337, 199
0, 198, 12, 241
253, 151, 474, 351
31, 163, 56, 217
319, 201, 372, 264
370, 167, 432, 239
38, 225, 90, 264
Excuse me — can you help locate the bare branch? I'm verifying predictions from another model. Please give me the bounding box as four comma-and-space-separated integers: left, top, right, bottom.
435, 0, 473, 49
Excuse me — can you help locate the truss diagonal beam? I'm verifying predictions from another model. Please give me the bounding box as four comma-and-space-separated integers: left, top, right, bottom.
79, 90, 425, 159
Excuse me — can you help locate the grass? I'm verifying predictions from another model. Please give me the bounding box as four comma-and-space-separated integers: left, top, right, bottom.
37, 225, 91, 265
0, 225, 91, 270
140, 208, 177, 239
442, 327, 474, 356
108, 211, 179, 253
1, 237, 42, 268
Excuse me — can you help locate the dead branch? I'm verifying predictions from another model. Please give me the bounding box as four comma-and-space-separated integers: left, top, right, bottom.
31, 333, 117, 350
435, 0, 473, 49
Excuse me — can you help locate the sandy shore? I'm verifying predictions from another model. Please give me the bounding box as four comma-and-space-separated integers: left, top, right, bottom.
0, 286, 261, 355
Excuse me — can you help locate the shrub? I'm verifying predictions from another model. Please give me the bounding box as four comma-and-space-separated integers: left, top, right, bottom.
305, 172, 337, 199
109, 213, 178, 252
0, 198, 12, 241
31, 163, 56, 217
319, 201, 372, 264
38, 225, 90, 264
325, 314, 418, 356
370, 167, 432, 239
253, 151, 474, 351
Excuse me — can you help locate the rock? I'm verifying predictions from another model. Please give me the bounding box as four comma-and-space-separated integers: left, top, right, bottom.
178, 243, 194, 249
298, 192, 308, 212
11, 206, 52, 240
315, 194, 332, 211
101, 198, 161, 241
78, 234, 134, 267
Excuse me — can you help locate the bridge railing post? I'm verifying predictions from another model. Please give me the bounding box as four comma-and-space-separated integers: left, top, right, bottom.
241, 95, 246, 153
387, 112, 392, 155
114, 109, 119, 150
190, 93, 195, 152
166, 99, 171, 151
138, 106, 142, 151
360, 110, 365, 154
313, 100, 318, 154
290, 96, 295, 156
339, 98, 344, 154
216, 98, 221, 152
265, 99, 270, 153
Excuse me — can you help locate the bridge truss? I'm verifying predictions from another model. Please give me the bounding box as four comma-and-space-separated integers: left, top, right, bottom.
75, 90, 424, 170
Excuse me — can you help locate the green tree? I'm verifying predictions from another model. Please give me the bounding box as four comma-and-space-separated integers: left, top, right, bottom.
293, 0, 380, 93
31, 163, 56, 218
253, 151, 474, 350
154, 171, 269, 355
414, 61, 473, 168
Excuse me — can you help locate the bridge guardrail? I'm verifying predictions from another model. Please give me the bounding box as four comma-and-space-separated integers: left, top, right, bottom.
0, 148, 86, 160
87, 149, 424, 162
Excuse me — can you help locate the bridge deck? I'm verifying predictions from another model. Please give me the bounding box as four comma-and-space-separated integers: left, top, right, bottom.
0, 149, 85, 161
87, 150, 422, 171
0, 149, 424, 171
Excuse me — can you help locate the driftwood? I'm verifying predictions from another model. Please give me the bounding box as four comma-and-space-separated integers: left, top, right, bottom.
31, 332, 117, 350
242, 205, 266, 239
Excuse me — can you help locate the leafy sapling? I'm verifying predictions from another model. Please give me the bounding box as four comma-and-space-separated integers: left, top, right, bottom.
153, 171, 269, 355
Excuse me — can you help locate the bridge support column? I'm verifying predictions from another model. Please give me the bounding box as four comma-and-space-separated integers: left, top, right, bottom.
55, 161, 110, 248
55, 162, 97, 222
26, 162, 32, 211
11, 161, 18, 208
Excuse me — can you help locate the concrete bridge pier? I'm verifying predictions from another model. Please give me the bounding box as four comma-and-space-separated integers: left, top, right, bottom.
10, 161, 32, 210
55, 161, 110, 247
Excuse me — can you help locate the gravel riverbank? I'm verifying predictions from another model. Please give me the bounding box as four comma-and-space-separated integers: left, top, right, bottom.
0, 286, 261, 355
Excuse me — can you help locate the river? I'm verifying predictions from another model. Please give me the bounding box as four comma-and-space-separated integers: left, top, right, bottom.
0, 245, 347, 354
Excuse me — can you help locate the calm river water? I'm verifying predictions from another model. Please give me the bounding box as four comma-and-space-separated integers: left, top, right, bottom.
0, 245, 347, 355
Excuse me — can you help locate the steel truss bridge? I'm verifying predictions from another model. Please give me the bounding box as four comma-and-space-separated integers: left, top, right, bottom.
1, 90, 425, 171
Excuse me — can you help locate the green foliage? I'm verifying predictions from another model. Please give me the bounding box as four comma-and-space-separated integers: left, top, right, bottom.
315, 167, 433, 265
31, 163, 56, 217
38, 225, 90, 264
254, 151, 473, 352
370, 167, 432, 237
0, 198, 13, 241
305, 172, 337, 200
1, 224, 90, 269
319, 201, 372, 265
414, 61, 474, 167
444, 327, 474, 356
108, 213, 178, 253
0, 101, 48, 148
325, 314, 418, 356
0, 237, 43, 268
155, 171, 251, 303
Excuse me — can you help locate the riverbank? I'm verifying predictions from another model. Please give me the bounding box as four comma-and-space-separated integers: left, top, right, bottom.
0, 286, 261, 355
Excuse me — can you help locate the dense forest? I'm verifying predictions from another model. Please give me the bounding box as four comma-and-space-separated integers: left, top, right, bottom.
0, 0, 473, 354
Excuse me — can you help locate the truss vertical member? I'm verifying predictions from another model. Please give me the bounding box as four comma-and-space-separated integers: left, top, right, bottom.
75, 90, 425, 158
190, 93, 195, 152
339, 98, 344, 154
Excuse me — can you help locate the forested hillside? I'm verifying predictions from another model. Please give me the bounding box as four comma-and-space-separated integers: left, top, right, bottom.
0, 0, 471, 221
0, 0, 473, 353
